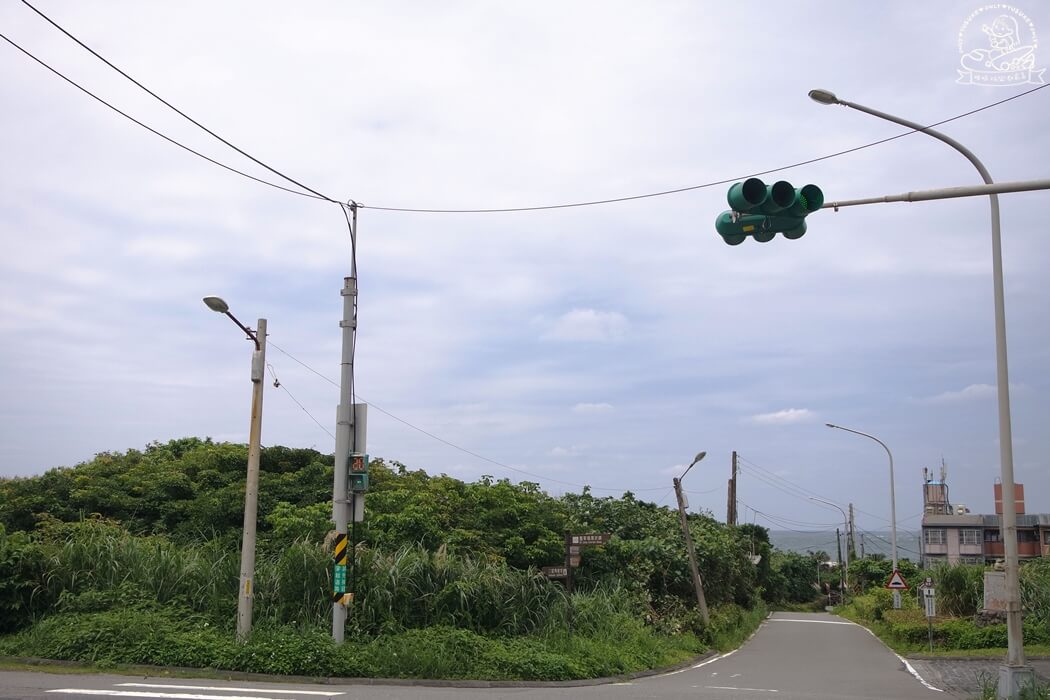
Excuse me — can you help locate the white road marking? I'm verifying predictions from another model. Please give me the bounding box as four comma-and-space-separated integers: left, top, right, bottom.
767, 618, 854, 625
118, 686, 340, 696
704, 686, 779, 693
856, 623, 945, 692
900, 658, 945, 693
655, 648, 736, 677
48, 690, 323, 700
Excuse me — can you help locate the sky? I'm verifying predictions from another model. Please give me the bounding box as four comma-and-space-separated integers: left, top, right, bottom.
2, 1, 1049, 541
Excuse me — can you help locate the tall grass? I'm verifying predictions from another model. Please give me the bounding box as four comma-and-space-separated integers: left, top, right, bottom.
929, 562, 983, 617
1020, 558, 1050, 628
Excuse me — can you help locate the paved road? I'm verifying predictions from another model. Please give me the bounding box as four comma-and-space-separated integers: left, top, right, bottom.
0, 612, 948, 700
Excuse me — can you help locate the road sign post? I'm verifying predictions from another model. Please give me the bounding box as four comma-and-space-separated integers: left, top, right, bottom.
886, 569, 908, 611
923, 587, 937, 653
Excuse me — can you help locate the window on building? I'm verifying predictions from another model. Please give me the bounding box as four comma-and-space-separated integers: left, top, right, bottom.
984, 529, 1002, 542
1044, 531, 1050, 544
960, 555, 983, 565
924, 529, 946, 545
1018, 530, 1038, 543
923, 555, 946, 568
960, 529, 982, 545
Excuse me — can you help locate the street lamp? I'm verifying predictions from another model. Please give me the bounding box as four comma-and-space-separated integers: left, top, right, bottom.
810, 496, 849, 598
203, 295, 266, 642
673, 451, 710, 625
825, 423, 897, 574
810, 90, 1031, 697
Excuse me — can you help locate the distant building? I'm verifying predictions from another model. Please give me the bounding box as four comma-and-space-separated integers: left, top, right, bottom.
920, 466, 1050, 567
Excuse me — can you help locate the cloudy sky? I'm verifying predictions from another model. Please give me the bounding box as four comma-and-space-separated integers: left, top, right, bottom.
2, 1, 1048, 545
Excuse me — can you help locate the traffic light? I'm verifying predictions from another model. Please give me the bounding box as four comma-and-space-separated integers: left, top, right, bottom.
348, 452, 369, 493
715, 178, 824, 245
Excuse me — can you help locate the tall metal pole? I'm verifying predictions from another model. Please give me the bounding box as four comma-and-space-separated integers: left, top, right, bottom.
673, 451, 710, 626
810, 496, 849, 598
825, 424, 898, 575
333, 204, 359, 643
236, 318, 265, 641
810, 89, 1030, 697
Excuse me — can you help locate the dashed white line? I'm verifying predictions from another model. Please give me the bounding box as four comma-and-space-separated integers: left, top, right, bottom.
118, 686, 340, 696
48, 690, 320, 700
704, 686, 779, 693
767, 618, 854, 625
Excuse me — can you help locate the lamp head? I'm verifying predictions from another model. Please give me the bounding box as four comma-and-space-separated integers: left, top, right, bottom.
691, 451, 707, 466
825, 423, 838, 429
808, 89, 840, 105
203, 296, 230, 314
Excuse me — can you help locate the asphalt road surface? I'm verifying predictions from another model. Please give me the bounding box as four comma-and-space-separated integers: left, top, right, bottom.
0, 612, 948, 700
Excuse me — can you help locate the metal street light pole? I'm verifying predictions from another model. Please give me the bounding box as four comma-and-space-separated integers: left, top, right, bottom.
825, 423, 897, 575
203, 296, 265, 642
810, 89, 1030, 697
673, 451, 710, 626
810, 496, 849, 598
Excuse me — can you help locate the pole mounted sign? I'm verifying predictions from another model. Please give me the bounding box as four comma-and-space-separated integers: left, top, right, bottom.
885, 569, 909, 590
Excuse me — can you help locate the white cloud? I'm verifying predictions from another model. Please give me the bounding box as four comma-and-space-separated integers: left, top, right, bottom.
572, 402, 613, 414
917, 384, 1029, 404
543, 309, 628, 342
749, 409, 816, 425
1, 1, 1049, 525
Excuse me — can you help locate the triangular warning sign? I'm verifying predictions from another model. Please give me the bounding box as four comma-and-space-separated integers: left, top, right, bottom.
885, 569, 909, 590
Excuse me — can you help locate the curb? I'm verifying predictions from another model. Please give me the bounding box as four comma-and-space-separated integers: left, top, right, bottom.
0, 651, 719, 688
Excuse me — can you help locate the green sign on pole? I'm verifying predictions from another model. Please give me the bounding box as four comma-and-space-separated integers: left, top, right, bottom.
333, 563, 347, 594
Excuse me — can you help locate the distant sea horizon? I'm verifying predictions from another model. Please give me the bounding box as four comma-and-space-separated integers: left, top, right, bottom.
768, 530, 923, 563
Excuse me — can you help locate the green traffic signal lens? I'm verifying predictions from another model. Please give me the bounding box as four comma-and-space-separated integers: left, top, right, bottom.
799, 184, 824, 212
766, 181, 796, 213
727, 178, 768, 212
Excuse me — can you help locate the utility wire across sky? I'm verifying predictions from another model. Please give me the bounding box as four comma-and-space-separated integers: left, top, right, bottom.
4, 0, 1049, 215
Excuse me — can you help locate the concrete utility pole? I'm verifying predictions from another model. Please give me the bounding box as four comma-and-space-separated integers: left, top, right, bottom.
202, 297, 265, 642
810, 88, 1032, 697
332, 203, 360, 643
673, 451, 710, 626
726, 451, 738, 525
848, 503, 857, 563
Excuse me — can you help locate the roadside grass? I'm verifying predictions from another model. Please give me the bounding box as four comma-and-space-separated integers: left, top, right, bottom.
0, 605, 720, 681
837, 591, 1050, 658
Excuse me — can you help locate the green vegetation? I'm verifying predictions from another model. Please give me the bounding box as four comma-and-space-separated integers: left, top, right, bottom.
0, 438, 790, 679
839, 560, 1050, 658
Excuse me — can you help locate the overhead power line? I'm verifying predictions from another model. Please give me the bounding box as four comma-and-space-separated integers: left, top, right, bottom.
19, 0, 336, 203
0, 31, 328, 202
7, 3, 1049, 214
266, 339, 668, 494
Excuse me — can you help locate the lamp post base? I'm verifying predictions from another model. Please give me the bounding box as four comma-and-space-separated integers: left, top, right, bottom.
998, 664, 1035, 699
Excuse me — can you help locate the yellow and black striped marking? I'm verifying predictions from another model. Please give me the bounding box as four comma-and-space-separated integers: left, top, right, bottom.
333, 533, 348, 566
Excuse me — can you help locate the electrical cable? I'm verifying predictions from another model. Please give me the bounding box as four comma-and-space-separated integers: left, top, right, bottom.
266, 363, 335, 440
265, 338, 669, 493
738, 455, 893, 526
0, 31, 328, 202
19, 0, 336, 203
7, 8, 1048, 214
357, 84, 1050, 213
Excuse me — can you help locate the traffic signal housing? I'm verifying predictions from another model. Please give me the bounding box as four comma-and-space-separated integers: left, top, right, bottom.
715, 178, 823, 245
348, 452, 369, 493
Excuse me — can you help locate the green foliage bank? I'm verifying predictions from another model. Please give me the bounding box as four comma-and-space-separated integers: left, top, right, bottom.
0, 439, 786, 679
